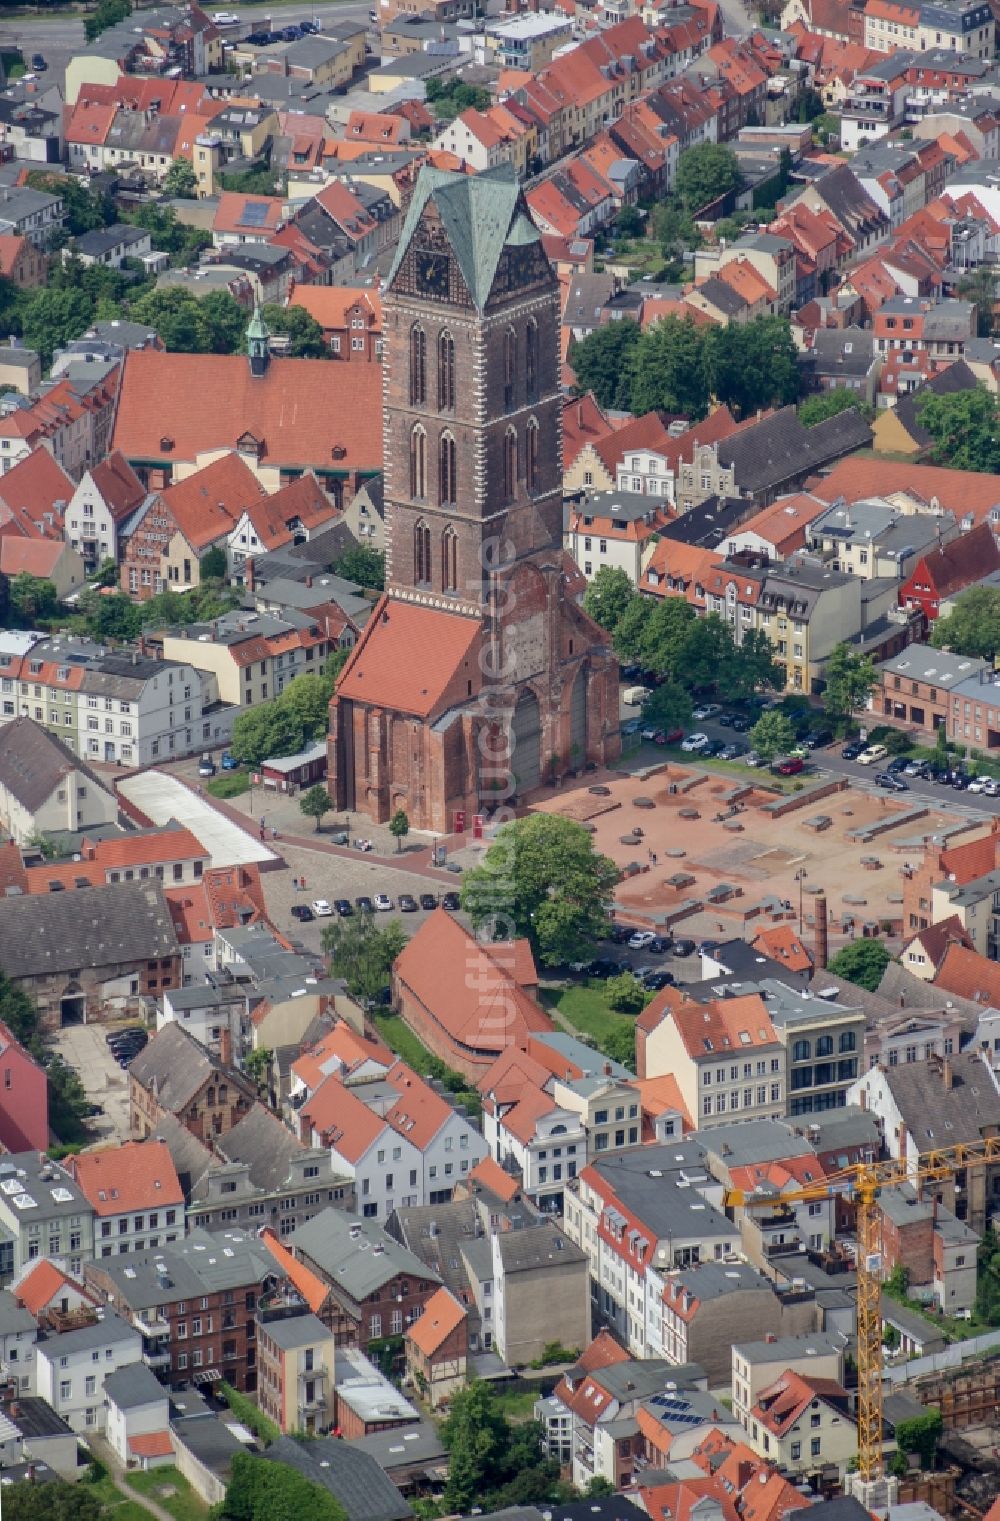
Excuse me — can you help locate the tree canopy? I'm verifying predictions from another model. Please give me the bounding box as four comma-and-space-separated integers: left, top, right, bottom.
232, 671, 335, 766
583, 566, 635, 634
220, 1452, 348, 1521
440, 1381, 568, 1514
799, 388, 870, 427
321, 911, 407, 1004
931, 584, 1000, 660
749, 711, 796, 763
570, 313, 800, 422
3, 1480, 103, 1521
916, 384, 1000, 473
675, 143, 741, 213
461, 815, 619, 967
827, 938, 891, 992
261, 303, 328, 359
334, 544, 385, 590
822, 643, 876, 727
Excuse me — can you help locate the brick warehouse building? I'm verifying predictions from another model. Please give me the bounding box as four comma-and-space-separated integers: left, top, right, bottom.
327, 166, 620, 831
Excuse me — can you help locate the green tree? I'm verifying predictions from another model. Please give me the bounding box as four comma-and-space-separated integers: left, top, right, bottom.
244, 1047, 271, 1093
129, 287, 246, 355
586, 1478, 617, 1498
957, 268, 997, 337
280, 672, 336, 741
636, 596, 698, 679
231, 704, 302, 768
583, 565, 635, 634
600, 1023, 636, 1069
720, 627, 782, 703
93, 557, 119, 588
823, 643, 876, 729
605, 971, 647, 1013
749, 710, 796, 764
299, 784, 332, 832
616, 206, 644, 238
916, 385, 1000, 473
162, 158, 198, 199
200, 544, 228, 581
799, 388, 870, 427
706, 315, 800, 418
679, 613, 736, 693
424, 78, 492, 122
461, 815, 619, 967
389, 807, 410, 854
321, 911, 407, 1003
262, 302, 327, 359
3, 1480, 103, 1521
976, 1223, 1000, 1323
220, 1451, 347, 1521
198, 289, 250, 355
83, 0, 131, 41
27, 171, 113, 239
612, 593, 654, 665
9, 573, 58, 625
631, 314, 710, 419
827, 937, 891, 992
641, 681, 693, 736
895, 1409, 943, 1470
20, 287, 96, 365
569, 320, 641, 412
675, 143, 740, 213
334, 543, 385, 590
651, 200, 700, 263
324, 647, 350, 681
931, 585, 1000, 660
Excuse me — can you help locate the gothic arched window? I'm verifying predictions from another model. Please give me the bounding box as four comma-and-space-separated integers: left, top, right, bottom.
438, 330, 455, 411
414, 518, 431, 585
504, 328, 516, 412
503, 426, 517, 502
526, 417, 539, 494
439, 432, 457, 506
410, 425, 426, 500
410, 324, 426, 406
442, 526, 458, 592
525, 318, 538, 403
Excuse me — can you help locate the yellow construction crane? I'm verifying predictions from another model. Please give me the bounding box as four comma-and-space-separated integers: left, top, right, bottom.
724, 1135, 1000, 1483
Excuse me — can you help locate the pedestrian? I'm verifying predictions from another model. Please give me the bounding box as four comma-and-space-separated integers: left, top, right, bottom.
651, 850, 657, 865
292, 876, 299, 893
301, 876, 307, 892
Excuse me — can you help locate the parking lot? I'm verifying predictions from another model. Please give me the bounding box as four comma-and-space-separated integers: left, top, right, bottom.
56, 1021, 140, 1144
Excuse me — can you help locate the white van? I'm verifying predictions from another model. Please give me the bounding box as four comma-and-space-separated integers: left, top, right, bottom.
623, 685, 651, 706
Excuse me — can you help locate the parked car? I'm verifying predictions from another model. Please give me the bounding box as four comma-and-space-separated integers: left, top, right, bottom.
290, 904, 314, 922
655, 727, 684, 745
399, 893, 418, 912
984, 778, 1000, 796
702, 738, 725, 757
720, 742, 746, 760
774, 756, 804, 776
280, 24, 302, 39
857, 743, 888, 766
628, 930, 655, 949
622, 719, 642, 736
333, 899, 353, 917
717, 713, 736, 727
691, 703, 722, 721
886, 755, 909, 773
804, 729, 833, 749
373, 893, 393, 911
644, 970, 676, 990
640, 726, 659, 742
623, 685, 652, 706
442, 891, 461, 910
355, 895, 374, 912
106, 1026, 144, 1046
673, 938, 696, 957
841, 741, 864, 760
198, 755, 216, 777
953, 772, 970, 790
31, 53, 48, 70
744, 749, 763, 767
419, 893, 437, 910
649, 935, 673, 953
903, 759, 925, 776
590, 957, 620, 977
732, 715, 752, 732
311, 899, 333, 917
874, 771, 906, 791
220, 750, 239, 770
212, 11, 240, 24
300, 17, 320, 29
681, 732, 709, 752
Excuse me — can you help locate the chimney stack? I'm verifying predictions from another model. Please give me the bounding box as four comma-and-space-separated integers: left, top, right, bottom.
219, 1026, 233, 1068
814, 892, 828, 970
942, 1056, 953, 1092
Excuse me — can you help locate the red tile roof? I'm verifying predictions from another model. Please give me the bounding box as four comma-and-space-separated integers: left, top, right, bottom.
0, 447, 74, 535
301, 1073, 385, 1160
113, 349, 383, 474
67, 1140, 184, 1217
903, 522, 1000, 600
934, 942, 1000, 1006
159, 453, 265, 551
129, 1432, 173, 1458
289, 285, 382, 333
89, 450, 146, 521
810, 456, 1000, 524
336, 595, 482, 719
393, 909, 553, 1059
467, 1156, 520, 1201
753, 1371, 848, 1437
670, 993, 777, 1060
902, 914, 973, 969
0, 538, 68, 579
260, 1228, 331, 1314
405, 1285, 466, 1355
14, 1260, 95, 1316
292, 1020, 393, 1093
751, 923, 814, 972
562, 393, 616, 470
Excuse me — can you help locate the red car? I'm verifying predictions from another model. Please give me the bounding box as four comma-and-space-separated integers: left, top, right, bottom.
774, 756, 804, 776
654, 728, 684, 745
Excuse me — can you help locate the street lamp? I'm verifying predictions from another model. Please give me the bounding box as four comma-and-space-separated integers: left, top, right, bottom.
795, 867, 807, 934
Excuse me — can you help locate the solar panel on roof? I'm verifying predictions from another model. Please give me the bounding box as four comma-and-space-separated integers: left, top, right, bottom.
240, 202, 271, 225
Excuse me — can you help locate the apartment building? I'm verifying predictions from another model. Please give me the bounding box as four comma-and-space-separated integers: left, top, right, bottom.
0, 1153, 95, 1285
875, 643, 1000, 749
34, 1311, 141, 1434
67, 1141, 185, 1260
660, 1262, 819, 1383
873, 295, 977, 359
160, 609, 332, 707
731, 1332, 845, 1432
863, 0, 993, 59
0, 634, 228, 767
637, 992, 786, 1128
257, 1306, 336, 1435
565, 492, 670, 585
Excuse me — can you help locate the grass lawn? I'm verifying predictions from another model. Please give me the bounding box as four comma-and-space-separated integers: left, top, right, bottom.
492, 1388, 541, 1422
615, 739, 813, 795
126, 1467, 208, 1521
373, 1013, 482, 1119
540, 980, 635, 1048
87, 1473, 152, 1521
206, 770, 250, 800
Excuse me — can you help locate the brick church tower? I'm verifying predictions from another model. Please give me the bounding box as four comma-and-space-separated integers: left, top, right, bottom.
327, 167, 619, 832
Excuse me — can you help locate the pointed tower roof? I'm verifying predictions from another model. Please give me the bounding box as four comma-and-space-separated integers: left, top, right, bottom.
387, 164, 542, 310
247, 304, 269, 344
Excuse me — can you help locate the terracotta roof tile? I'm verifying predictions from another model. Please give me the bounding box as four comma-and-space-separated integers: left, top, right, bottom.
67, 1140, 184, 1217
292, 1020, 393, 1093
902, 914, 973, 969
0, 447, 75, 535
301, 1073, 386, 1160
113, 349, 382, 474
260, 1228, 331, 1314
89, 451, 146, 521
670, 992, 777, 1059
751, 923, 814, 972
405, 1285, 466, 1355
289, 285, 382, 333
810, 457, 1000, 523
0, 539, 68, 578
159, 453, 265, 551
934, 942, 1000, 1006
336, 595, 482, 719
129, 1432, 173, 1458
15, 1260, 94, 1316
467, 1156, 519, 1201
